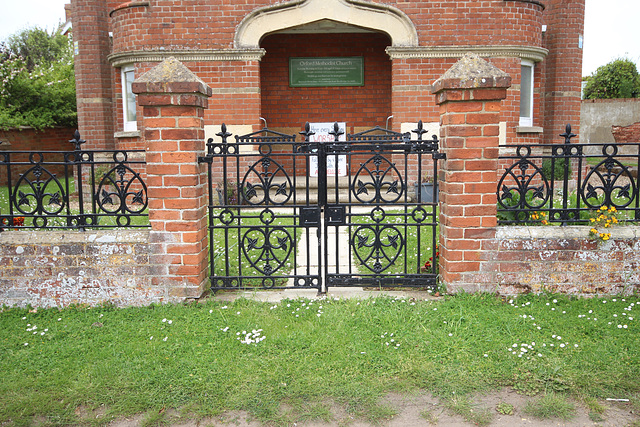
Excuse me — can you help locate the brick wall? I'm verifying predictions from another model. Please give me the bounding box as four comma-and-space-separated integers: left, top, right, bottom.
542, 0, 585, 143
612, 122, 640, 144
0, 127, 77, 186
109, 1, 545, 53
0, 58, 212, 308
260, 33, 392, 129
71, 0, 115, 151
433, 53, 638, 295
581, 98, 640, 147
0, 127, 76, 152
2, 51, 634, 308
391, 57, 455, 127
76, 0, 584, 152
132, 57, 211, 299
433, 54, 511, 292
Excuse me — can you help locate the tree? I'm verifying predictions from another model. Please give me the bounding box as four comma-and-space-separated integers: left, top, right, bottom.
0, 27, 77, 130
5, 27, 70, 72
583, 58, 640, 99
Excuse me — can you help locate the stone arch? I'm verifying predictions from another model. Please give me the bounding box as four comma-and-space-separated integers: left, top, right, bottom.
234, 0, 418, 49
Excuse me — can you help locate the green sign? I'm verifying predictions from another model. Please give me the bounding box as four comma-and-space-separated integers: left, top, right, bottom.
289, 57, 364, 87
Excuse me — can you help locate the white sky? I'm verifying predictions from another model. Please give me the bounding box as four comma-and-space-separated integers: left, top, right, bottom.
0, 0, 638, 77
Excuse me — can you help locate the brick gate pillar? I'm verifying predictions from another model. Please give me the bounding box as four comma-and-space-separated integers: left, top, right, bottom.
132, 57, 212, 299
432, 54, 512, 293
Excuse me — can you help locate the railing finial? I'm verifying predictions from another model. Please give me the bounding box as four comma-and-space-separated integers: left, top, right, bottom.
329, 122, 344, 142
299, 122, 315, 141
69, 130, 85, 151
560, 123, 576, 144
412, 120, 428, 141
216, 123, 232, 143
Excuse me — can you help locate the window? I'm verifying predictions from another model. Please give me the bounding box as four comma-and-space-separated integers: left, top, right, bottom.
519, 60, 534, 127
121, 66, 137, 132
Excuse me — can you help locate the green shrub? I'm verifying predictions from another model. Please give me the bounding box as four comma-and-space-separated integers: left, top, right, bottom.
583, 58, 640, 99
0, 28, 76, 130
541, 158, 571, 181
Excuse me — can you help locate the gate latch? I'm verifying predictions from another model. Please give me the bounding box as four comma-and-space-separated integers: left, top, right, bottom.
325, 206, 346, 225
300, 207, 321, 227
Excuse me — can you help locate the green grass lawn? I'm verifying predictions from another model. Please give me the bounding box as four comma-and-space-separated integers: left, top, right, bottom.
1, 293, 638, 426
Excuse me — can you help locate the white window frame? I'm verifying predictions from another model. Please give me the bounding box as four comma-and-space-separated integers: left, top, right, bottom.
121, 65, 137, 132
519, 60, 534, 128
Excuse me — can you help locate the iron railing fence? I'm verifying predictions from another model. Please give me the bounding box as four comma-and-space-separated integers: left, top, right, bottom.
199, 121, 442, 291
0, 131, 148, 230
498, 125, 640, 225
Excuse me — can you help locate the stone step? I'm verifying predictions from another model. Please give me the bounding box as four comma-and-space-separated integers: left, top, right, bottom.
270, 176, 351, 190
265, 188, 416, 205
221, 177, 421, 205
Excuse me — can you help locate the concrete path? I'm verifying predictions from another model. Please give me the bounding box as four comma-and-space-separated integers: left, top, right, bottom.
286, 216, 352, 290
213, 206, 435, 302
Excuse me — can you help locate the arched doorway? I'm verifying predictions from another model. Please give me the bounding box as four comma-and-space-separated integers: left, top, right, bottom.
235, 0, 418, 133
235, 0, 418, 49
260, 27, 393, 136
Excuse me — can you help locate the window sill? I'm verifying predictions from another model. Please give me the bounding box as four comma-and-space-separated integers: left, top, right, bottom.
516, 126, 543, 134
114, 130, 141, 138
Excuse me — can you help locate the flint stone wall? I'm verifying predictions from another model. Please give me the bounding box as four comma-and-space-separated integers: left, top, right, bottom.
0, 229, 180, 308
494, 226, 640, 295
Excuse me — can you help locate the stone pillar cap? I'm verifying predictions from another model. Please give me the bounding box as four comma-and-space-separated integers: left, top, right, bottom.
132, 57, 212, 97
432, 53, 512, 93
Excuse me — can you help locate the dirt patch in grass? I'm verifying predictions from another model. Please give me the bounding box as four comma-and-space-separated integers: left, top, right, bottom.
102, 389, 639, 426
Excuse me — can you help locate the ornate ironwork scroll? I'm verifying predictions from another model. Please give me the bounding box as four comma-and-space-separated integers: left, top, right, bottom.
498, 124, 640, 224
0, 131, 148, 230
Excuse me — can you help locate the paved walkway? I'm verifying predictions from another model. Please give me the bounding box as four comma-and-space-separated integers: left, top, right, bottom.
212, 286, 436, 302
212, 206, 436, 302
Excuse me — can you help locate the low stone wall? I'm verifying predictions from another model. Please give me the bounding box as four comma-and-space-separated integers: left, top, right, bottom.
0, 229, 180, 308
495, 226, 640, 295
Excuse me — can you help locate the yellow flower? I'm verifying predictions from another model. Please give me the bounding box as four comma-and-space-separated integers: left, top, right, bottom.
590, 228, 598, 234
590, 218, 596, 223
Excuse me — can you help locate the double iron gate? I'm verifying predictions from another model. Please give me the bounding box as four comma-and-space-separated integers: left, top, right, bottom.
198, 122, 443, 293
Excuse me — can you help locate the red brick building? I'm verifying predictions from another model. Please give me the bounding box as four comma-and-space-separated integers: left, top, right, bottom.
70, 0, 584, 150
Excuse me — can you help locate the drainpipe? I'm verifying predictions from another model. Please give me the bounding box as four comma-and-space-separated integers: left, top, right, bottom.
385, 115, 393, 130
